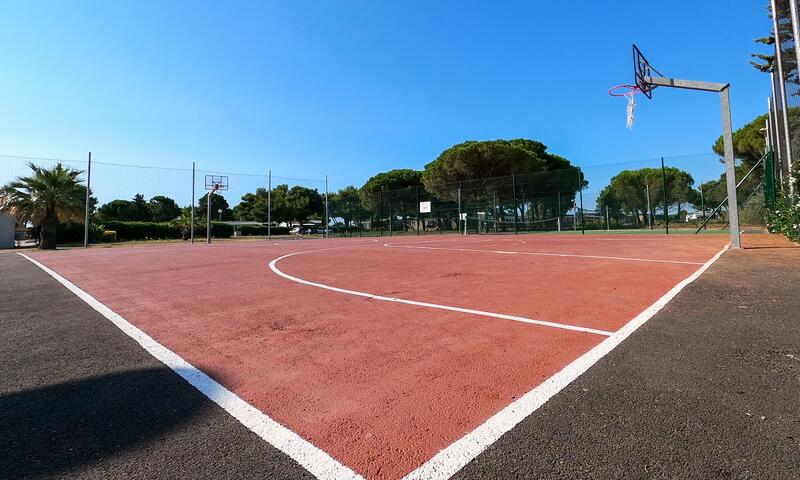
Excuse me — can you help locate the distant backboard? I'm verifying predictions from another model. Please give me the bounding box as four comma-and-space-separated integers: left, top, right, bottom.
633, 44, 663, 99
204, 175, 229, 191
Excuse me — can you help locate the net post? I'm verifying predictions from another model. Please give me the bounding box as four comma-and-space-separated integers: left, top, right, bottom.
191, 161, 195, 244
83, 151, 92, 249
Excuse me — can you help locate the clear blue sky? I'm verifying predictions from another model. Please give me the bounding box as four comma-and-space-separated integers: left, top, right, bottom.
0, 1, 773, 207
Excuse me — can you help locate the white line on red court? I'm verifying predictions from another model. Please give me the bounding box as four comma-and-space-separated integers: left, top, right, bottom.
382, 242, 706, 265
268, 247, 614, 337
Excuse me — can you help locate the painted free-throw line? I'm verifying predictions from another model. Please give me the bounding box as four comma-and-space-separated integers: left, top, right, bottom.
383, 243, 706, 265
268, 247, 613, 337
18, 253, 364, 480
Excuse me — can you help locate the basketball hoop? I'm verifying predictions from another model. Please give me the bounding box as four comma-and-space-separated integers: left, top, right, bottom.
609, 84, 642, 129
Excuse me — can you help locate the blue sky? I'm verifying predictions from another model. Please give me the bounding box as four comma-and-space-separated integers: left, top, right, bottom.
0, 1, 773, 206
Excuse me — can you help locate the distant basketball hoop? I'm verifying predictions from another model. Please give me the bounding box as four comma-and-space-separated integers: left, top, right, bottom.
203, 175, 229, 244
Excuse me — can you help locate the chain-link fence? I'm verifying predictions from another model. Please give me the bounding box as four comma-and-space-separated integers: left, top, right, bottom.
0, 149, 771, 245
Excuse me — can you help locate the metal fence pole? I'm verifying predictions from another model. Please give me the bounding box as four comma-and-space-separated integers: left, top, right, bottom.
379, 190, 383, 237
458, 180, 462, 235
606, 205, 610, 231
645, 184, 652, 230
661, 157, 669, 235
416, 184, 420, 236
700, 184, 706, 230
206, 191, 212, 244
83, 152, 92, 249
578, 169, 585, 234
191, 161, 195, 244
267, 169, 271, 240
512, 174, 518, 234
324, 175, 329, 239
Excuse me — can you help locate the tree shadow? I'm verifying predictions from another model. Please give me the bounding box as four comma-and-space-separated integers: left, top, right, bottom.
0, 367, 216, 478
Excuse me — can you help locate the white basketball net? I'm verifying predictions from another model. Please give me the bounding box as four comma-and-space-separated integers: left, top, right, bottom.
625, 91, 636, 129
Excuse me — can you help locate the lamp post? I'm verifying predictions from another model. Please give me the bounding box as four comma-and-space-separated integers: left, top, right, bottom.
218, 209, 223, 221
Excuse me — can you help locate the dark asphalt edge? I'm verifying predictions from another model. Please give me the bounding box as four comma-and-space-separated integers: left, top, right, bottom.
0, 253, 315, 480
453, 247, 800, 480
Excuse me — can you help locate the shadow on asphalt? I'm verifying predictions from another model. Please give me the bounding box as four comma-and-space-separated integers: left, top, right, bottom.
0, 367, 212, 478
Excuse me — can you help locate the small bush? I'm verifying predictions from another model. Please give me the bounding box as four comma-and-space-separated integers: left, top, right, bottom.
102, 221, 182, 240
238, 225, 290, 236
101, 230, 117, 243
210, 222, 233, 238
767, 197, 800, 242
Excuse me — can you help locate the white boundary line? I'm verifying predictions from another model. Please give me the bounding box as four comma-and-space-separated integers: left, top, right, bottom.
18, 253, 364, 480
383, 243, 705, 265
268, 247, 613, 337
400, 243, 729, 480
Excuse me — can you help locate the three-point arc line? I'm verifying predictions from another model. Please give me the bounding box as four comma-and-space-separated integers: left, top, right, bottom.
267, 246, 614, 337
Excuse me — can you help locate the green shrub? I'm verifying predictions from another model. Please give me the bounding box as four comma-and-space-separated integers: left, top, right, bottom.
238, 225, 290, 236
767, 197, 800, 242
56, 222, 103, 243
209, 222, 233, 238
101, 221, 182, 240
101, 230, 117, 243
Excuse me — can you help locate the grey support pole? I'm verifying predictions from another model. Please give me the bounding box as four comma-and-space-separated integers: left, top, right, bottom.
646, 184, 652, 230
720, 86, 741, 248
267, 170, 271, 240
83, 152, 92, 249
646, 76, 741, 248
324, 176, 329, 238
191, 162, 195, 244
661, 157, 669, 235
578, 169, 584, 234
771, 0, 795, 197
206, 191, 212, 244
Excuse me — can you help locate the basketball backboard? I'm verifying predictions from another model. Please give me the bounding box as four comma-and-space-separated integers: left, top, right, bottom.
204, 175, 229, 191
633, 44, 663, 99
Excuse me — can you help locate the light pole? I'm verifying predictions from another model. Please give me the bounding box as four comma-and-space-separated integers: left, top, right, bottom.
218, 209, 223, 221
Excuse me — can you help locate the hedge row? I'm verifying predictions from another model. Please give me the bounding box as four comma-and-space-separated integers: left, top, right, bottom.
238, 225, 291, 236
56, 221, 233, 243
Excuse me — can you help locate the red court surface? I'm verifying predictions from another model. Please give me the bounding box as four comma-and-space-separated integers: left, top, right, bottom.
26, 234, 729, 479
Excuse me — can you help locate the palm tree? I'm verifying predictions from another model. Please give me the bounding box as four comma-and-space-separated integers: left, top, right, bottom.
0, 163, 87, 249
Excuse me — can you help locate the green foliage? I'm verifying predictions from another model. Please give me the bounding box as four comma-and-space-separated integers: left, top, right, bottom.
421, 139, 582, 203
102, 221, 182, 240
0, 163, 88, 249
197, 193, 233, 221
712, 113, 769, 171
233, 188, 269, 221
148, 195, 181, 222
597, 167, 697, 225
270, 184, 323, 223
361, 169, 422, 193
101, 230, 117, 243
767, 195, 800, 241
238, 225, 290, 236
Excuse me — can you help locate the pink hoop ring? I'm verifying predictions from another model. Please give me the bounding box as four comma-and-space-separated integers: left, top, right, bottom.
608, 84, 642, 97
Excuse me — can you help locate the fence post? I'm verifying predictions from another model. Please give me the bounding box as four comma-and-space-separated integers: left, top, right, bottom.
267, 170, 271, 240
324, 175, 329, 239
700, 184, 706, 230
764, 150, 776, 208
191, 161, 195, 244
416, 184, 421, 236
83, 152, 92, 249
578, 169, 585, 235
379, 190, 383, 237
512, 173, 518, 234
661, 157, 669, 234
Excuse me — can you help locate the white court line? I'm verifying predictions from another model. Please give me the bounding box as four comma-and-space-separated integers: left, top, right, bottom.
18, 253, 364, 480
401, 243, 729, 480
268, 246, 613, 337
384, 243, 705, 266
